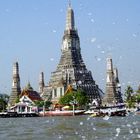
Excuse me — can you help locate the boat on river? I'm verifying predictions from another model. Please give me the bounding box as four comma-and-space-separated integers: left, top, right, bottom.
99, 106, 126, 116
85, 103, 127, 117
39, 110, 85, 116
134, 107, 140, 115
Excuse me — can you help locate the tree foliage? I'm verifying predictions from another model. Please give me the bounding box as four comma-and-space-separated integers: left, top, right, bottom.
136, 85, 140, 94
34, 100, 52, 108
34, 101, 44, 107
124, 85, 140, 108
45, 101, 52, 108
125, 85, 134, 102
15, 96, 20, 103
0, 94, 9, 112
0, 98, 7, 112
75, 90, 88, 106
59, 89, 88, 108
59, 93, 73, 106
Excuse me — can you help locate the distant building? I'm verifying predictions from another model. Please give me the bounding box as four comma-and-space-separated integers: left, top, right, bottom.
42, 2, 103, 104
103, 57, 123, 105
9, 62, 21, 106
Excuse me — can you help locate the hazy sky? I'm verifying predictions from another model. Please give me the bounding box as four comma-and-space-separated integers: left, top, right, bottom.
0, 0, 140, 95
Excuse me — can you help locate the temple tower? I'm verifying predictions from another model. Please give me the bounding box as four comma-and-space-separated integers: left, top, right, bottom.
39, 72, 45, 94
114, 68, 119, 84
114, 68, 123, 103
43, 2, 102, 103
9, 62, 21, 106
103, 57, 116, 105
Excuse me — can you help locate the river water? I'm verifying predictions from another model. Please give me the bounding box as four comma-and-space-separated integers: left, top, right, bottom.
0, 113, 140, 140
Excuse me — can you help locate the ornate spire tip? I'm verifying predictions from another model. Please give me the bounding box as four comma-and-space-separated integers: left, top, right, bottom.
68, 0, 71, 7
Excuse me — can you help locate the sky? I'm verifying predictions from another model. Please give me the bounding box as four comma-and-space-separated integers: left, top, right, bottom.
0, 0, 140, 95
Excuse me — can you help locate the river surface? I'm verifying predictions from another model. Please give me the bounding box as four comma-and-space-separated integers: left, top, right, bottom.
0, 113, 140, 140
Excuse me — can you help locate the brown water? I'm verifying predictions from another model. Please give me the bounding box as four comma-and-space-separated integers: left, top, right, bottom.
0, 113, 140, 140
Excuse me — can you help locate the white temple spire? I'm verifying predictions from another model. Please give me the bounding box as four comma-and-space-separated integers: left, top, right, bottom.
9, 61, 21, 106
66, 0, 75, 30
39, 72, 45, 93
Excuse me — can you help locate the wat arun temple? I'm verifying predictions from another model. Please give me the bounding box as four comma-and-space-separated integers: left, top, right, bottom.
41, 3, 103, 104
8, 2, 123, 107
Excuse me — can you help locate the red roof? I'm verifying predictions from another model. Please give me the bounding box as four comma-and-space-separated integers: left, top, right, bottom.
20, 90, 42, 101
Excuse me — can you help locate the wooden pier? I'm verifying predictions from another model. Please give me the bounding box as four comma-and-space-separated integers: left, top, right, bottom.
0, 112, 39, 118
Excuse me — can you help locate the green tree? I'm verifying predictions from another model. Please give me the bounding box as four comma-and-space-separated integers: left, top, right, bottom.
0, 94, 9, 112
34, 100, 44, 107
0, 98, 7, 112
124, 86, 137, 108
34, 100, 52, 108
59, 90, 88, 109
59, 93, 73, 105
75, 90, 88, 107
136, 94, 140, 103
136, 85, 140, 94
125, 86, 133, 102
15, 96, 20, 103
44, 101, 52, 108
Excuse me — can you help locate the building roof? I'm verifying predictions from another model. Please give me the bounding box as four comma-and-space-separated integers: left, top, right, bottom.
20, 83, 42, 101
65, 85, 76, 95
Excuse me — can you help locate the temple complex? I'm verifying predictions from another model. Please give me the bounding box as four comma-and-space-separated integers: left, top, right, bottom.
42, 2, 103, 104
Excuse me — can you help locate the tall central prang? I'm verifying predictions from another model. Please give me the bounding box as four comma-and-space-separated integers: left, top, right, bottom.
42, 2, 102, 104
